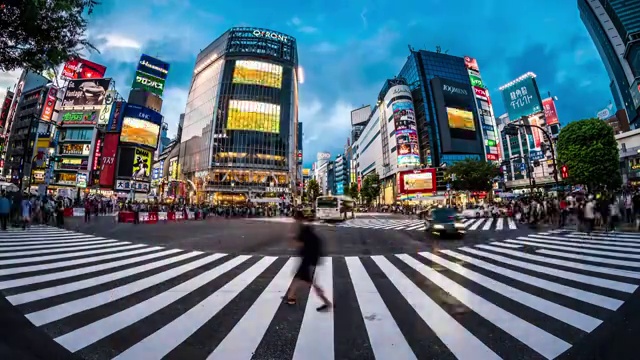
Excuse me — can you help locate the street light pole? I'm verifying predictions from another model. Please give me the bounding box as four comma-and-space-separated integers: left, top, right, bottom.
505, 122, 560, 187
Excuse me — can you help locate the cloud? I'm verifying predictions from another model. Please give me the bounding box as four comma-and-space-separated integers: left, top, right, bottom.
299, 97, 354, 164
160, 87, 189, 138
287, 16, 319, 35
309, 42, 338, 53
96, 34, 142, 50
298, 26, 318, 34
290, 17, 302, 26
360, 8, 368, 28
0, 69, 21, 104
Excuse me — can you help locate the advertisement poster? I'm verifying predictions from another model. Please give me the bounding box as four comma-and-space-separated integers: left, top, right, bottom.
446, 108, 475, 131
469, 75, 484, 88
40, 87, 58, 122
227, 100, 280, 133
60, 110, 98, 125
107, 101, 126, 132
169, 157, 178, 180
131, 71, 165, 96
500, 76, 542, 120
61, 58, 107, 80
120, 117, 160, 148
464, 56, 479, 71
98, 90, 116, 126
398, 168, 436, 195
233, 60, 283, 89
122, 103, 163, 125
0, 91, 14, 129
76, 172, 88, 188
392, 100, 420, 166
542, 97, 559, 125
99, 133, 119, 187
137, 54, 170, 80
132, 148, 152, 180
62, 78, 111, 109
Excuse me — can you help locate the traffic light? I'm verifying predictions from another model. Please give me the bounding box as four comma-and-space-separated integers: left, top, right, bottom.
560, 165, 569, 179
504, 125, 519, 136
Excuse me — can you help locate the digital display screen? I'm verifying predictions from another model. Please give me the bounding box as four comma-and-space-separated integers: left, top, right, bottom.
403, 172, 434, 191
446, 107, 475, 131
120, 117, 160, 148
227, 100, 280, 133
233, 60, 283, 89
392, 100, 420, 167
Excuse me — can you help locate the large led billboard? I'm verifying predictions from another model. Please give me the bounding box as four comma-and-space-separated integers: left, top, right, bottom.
132, 147, 152, 181
61, 58, 107, 80
392, 99, 420, 166
446, 107, 475, 131
232, 60, 283, 89
62, 78, 111, 109
132, 71, 165, 96
398, 168, 436, 195
120, 117, 160, 148
227, 100, 280, 133
500, 74, 543, 120
137, 54, 170, 80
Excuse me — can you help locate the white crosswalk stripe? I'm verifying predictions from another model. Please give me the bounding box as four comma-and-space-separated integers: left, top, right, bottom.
1, 226, 639, 359
251, 217, 522, 231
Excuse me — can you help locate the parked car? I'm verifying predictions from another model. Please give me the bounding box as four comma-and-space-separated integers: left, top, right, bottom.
425, 208, 466, 238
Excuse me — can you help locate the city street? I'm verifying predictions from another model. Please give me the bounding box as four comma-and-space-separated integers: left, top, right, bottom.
0, 222, 640, 359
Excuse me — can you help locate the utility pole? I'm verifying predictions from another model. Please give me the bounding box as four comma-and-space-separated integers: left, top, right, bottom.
503, 122, 559, 187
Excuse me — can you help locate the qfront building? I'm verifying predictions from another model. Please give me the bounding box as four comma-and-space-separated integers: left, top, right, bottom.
179, 27, 299, 204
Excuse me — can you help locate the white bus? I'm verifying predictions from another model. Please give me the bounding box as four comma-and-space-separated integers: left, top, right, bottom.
315, 195, 355, 221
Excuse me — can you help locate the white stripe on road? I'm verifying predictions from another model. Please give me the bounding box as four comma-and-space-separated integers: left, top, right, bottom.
115, 257, 276, 360
536, 248, 640, 268
482, 218, 494, 231
504, 239, 640, 260
508, 218, 517, 229
54, 255, 249, 352
496, 218, 504, 231
371, 256, 500, 360
468, 219, 484, 230
397, 254, 571, 359
489, 242, 522, 248
293, 258, 334, 360
207, 258, 299, 360
0, 244, 147, 266
516, 237, 640, 254
529, 234, 640, 248
0, 239, 116, 251
345, 257, 416, 360
0, 236, 105, 246
0, 242, 130, 258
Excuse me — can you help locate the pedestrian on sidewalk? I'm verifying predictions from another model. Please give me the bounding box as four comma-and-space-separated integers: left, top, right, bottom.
0, 191, 10, 231
285, 211, 332, 312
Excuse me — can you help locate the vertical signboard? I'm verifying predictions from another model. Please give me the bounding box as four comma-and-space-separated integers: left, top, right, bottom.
107, 100, 125, 132
39, 86, 58, 122
99, 90, 116, 126
542, 97, 559, 125
499, 73, 543, 120
99, 133, 119, 187
0, 91, 13, 129
465, 55, 499, 162
392, 99, 420, 166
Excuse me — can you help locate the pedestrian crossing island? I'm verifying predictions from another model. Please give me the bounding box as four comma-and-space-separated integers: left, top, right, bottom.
254, 216, 519, 231
0, 226, 638, 359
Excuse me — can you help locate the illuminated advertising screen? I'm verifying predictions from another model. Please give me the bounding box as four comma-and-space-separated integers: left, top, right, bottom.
446, 107, 476, 131
40, 87, 58, 122
132, 71, 165, 96
137, 54, 170, 80
500, 75, 543, 120
233, 60, 283, 89
61, 110, 98, 125
107, 101, 126, 132
120, 117, 160, 148
168, 157, 178, 180
542, 98, 559, 125
398, 168, 436, 195
0, 92, 13, 129
61, 58, 107, 80
132, 148, 152, 180
227, 100, 280, 133
392, 100, 420, 166
464, 56, 479, 71
469, 75, 484, 88
62, 78, 111, 109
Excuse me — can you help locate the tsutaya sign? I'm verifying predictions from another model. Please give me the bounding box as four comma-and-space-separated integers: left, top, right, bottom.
252, 29, 289, 43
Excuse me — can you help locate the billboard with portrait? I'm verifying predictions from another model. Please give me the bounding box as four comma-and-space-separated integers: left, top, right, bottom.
132, 148, 152, 180
542, 97, 559, 125
392, 100, 420, 167
62, 78, 111, 109
227, 100, 280, 133
120, 117, 160, 148
397, 168, 436, 195
233, 60, 283, 89
61, 58, 107, 80
500, 75, 543, 120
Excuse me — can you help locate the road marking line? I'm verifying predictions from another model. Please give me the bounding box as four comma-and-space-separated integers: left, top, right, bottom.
530, 234, 640, 248
468, 219, 484, 230
0, 236, 106, 246
537, 248, 640, 268
0, 242, 131, 258
518, 236, 640, 253
0, 244, 147, 266
496, 218, 504, 230
482, 218, 494, 231
488, 242, 522, 248
507, 218, 517, 229
0, 239, 117, 251
503, 239, 640, 260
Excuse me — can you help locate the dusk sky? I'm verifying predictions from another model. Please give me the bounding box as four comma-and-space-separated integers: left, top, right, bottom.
0, 0, 614, 168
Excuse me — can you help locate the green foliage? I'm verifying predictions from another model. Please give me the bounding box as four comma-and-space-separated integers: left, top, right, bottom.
446, 158, 499, 191
348, 182, 359, 201
0, 0, 99, 72
306, 179, 321, 203
556, 118, 621, 191
361, 172, 381, 205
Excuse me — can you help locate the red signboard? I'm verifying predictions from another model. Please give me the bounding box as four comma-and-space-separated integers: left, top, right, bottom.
0, 93, 12, 129
99, 133, 119, 187
473, 86, 488, 99
398, 168, 437, 195
464, 56, 479, 71
486, 154, 499, 161
40, 87, 58, 122
542, 97, 559, 126
92, 138, 102, 171
62, 58, 107, 80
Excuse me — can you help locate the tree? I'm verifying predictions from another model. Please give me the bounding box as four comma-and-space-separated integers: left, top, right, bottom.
446, 158, 498, 191
1, 0, 99, 72
361, 173, 381, 205
306, 179, 321, 203
348, 182, 359, 201
557, 118, 621, 191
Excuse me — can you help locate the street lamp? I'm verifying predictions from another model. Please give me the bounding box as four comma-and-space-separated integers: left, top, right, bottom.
504, 120, 560, 187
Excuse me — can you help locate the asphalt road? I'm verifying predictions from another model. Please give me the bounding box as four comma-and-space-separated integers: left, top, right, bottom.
61, 214, 539, 256
1, 220, 640, 359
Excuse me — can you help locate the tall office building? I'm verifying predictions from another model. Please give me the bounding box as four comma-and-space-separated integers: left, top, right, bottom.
579, 0, 640, 127
179, 27, 299, 204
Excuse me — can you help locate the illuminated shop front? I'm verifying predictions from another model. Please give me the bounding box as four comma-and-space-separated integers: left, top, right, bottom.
179, 27, 298, 203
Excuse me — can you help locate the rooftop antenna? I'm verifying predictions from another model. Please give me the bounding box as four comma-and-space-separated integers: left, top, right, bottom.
436, 45, 442, 53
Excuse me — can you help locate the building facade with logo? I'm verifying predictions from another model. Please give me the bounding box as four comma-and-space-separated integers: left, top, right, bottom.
178, 27, 299, 204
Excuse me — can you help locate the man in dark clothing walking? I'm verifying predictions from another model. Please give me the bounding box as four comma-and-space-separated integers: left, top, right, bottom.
285, 211, 332, 312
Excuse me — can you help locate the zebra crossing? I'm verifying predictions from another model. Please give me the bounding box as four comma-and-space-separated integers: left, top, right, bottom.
0, 226, 639, 359
253, 216, 520, 231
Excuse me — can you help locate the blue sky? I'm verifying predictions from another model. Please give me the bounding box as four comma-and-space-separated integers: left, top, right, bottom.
3, 0, 612, 168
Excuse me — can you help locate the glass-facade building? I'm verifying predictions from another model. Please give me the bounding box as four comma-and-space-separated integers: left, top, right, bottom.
398, 50, 482, 167
579, 0, 640, 127
179, 27, 299, 204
